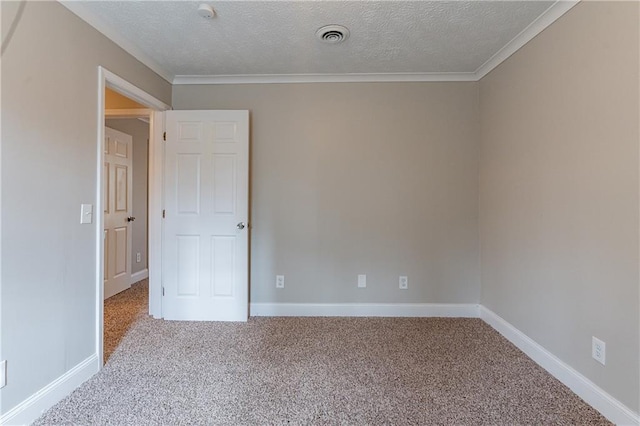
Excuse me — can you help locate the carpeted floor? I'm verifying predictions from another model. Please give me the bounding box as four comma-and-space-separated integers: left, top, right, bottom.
34, 280, 610, 425
103, 279, 150, 363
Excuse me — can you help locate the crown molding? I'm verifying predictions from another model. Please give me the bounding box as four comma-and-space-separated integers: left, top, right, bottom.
474, 0, 580, 79
172, 72, 478, 85
60, 0, 578, 86
59, 1, 174, 83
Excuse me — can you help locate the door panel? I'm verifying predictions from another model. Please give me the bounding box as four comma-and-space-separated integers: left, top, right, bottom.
104, 230, 108, 281
104, 126, 133, 299
176, 154, 201, 214
114, 227, 128, 277
211, 236, 235, 297
115, 165, 128, 212
103, 162, 109, 213
213, 154, 236, 214
177, 235, 200, 296
115, 139, 128, 157
163, 110, 249, 321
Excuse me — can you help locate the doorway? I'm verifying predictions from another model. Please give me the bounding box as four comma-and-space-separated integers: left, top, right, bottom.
104, 93, 149, 296
102, 101, 148, 361
96, 67, 170, 366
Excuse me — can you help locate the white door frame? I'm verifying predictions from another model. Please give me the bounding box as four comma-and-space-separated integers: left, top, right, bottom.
96, 67, 170, 366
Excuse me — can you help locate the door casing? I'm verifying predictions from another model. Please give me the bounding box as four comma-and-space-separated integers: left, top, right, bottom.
97, 67, 170, 366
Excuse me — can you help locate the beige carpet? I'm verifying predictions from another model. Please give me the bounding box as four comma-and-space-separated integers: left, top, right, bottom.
34, 280, 610, 425
103, 279, 150, 363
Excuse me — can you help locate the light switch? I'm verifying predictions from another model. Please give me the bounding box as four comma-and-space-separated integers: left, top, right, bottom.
80, 204, 93, 224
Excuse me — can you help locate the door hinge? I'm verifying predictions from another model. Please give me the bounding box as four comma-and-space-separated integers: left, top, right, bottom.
162, 209, 165, 218
162, 287, 165, 296
163, 131, 166, 141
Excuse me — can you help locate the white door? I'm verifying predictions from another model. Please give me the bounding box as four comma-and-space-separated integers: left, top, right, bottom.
163, 110, 249, 321
104, 126, 134, 299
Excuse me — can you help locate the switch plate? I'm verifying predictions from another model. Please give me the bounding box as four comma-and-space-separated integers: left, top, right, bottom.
0, 360, 6, 388
80, 204, 93, 224
276, 275, 285, 289
592, 337, 606, 365
136, 252, 141, 263
358, 274, 366, 288
399, 276, 408, 290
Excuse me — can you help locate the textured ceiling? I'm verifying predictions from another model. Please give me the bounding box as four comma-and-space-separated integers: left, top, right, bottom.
66, 1, 557, 79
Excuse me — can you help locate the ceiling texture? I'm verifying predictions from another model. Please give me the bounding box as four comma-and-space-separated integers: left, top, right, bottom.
60, 1, 578, 84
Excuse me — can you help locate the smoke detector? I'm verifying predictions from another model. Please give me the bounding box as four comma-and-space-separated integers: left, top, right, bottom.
316, 25, 350, 44
197, 4, 215, 19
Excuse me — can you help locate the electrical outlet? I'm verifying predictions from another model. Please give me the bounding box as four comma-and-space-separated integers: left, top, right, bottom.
358, 274, 366, 288
592, 337, 606, 365
0, 360, 6, 388
399, 276, 408, 290
136, 252, 141, 263
276, 275, 285, 289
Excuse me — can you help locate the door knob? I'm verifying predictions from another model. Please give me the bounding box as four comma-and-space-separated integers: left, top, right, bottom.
127, 216, 136, 222
237, 222, 246, 230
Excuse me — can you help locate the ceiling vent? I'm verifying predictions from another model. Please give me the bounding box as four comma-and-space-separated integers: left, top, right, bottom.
316, 25, 350, 44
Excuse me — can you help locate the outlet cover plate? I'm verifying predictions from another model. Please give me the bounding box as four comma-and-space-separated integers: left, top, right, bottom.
399, 276, 408, 289
592, 336, 606, 365
276, 275, 285, 289
358, 274, 366, 288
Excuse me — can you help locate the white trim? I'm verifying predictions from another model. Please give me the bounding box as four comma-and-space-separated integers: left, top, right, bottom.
96, 68, 107, 368
480, 306, 639, 426
474, 0, 580, 79
59, 2, 173, 83
250, 303, 480, 318
0, 14, 3, 412
102, 69, 170, 112
172, 73, 477, 85
0, 355, 99, 426
130, 268, 149, 285
105, 108, 152, 119
148, 111, 164, 319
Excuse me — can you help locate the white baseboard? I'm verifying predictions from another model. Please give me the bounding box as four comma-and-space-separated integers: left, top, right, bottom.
130, 268, 149, 285
480, 306, 639, 426
0, 354, 99, 426
250, 302, 480, 318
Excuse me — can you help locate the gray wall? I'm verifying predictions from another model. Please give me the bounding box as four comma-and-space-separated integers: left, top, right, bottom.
173, 83, 480, 304
479, 1, 639, 411
0, 1, 170, 415
3, 0, 637, 419
105, 119, 149, 275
